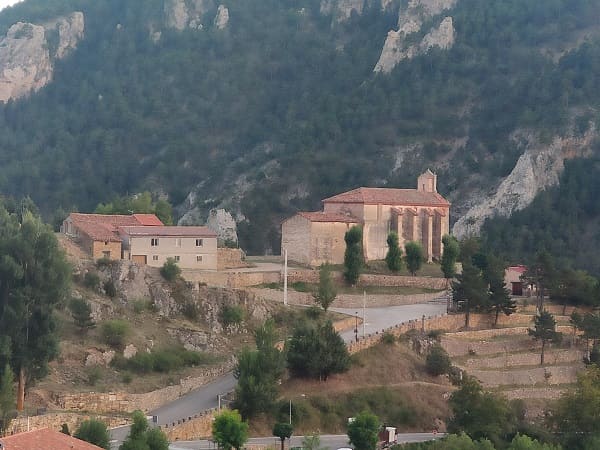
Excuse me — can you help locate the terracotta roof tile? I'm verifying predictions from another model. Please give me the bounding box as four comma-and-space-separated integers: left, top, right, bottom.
322, 187, 450, 207
119, 226, 217, 237
297, 211, 360, 223
132, 214, 164, 226
75, 222, 122, 242
0, 428, 104, 450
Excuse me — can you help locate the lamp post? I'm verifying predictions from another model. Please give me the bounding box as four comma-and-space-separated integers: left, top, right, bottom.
354, 311, 359, 343
289, 394, 305, 425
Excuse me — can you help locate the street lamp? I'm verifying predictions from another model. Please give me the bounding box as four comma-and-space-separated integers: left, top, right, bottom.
289, 394, 306, 425
354, 312, 359, 343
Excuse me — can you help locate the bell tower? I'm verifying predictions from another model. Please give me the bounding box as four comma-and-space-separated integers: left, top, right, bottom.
417, 169, 437, 193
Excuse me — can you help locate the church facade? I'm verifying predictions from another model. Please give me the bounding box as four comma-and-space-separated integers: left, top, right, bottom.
281, 170, 450, 266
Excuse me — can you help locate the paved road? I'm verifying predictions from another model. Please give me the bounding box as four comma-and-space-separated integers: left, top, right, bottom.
110, 299, 447, 448
168, 433, 445, 449
334, 298, 448, 343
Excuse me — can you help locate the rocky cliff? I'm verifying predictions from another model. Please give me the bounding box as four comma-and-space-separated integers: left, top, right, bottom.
164, 0, 229, 30
0, 12, 84, 103
374, 0, 457, 73
452, 126, 598, 238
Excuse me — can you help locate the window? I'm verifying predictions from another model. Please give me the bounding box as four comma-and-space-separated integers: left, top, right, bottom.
174, 256, 180, 262
196, 239, 203, 247
175, 238, 181, 247
152, 255, 159, 261
103, 251, 111, 258
151, 238, 159, 247
196, 255, 203, 262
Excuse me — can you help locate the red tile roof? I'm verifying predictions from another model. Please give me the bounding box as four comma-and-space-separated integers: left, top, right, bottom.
322, 187, 450, 207
119, 226, 217, 237
297, 211, 360, 223
132, 213, 165, 226
507, 265, 528, 274
68, 213, 164, 242
0, 428, 104, 450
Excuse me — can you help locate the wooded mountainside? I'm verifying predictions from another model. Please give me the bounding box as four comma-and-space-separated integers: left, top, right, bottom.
0, 0, 600, 264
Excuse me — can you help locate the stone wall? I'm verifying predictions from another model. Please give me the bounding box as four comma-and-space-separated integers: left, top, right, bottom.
217, 248, 249, 270
53, 365, 232, 414
7, 412, 128, 436
287, 269, 447, 290
160, 409, 217, 441
182, 270, 281, 288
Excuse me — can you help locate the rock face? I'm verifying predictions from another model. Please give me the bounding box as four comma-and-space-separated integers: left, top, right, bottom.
214, 5, 229, 29
206, 208, 238, 244
320, 0, 365, 22
374, 0, 457, 73
0, 12, 85, 103
164, 0, 214, 30
452, 126, 597, 238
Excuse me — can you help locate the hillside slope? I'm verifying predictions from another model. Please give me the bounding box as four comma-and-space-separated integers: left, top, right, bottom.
0, 0, 599, 257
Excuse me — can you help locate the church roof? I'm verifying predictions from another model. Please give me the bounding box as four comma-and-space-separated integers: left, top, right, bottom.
322, 187, 450, 207
297, 211, 360, 223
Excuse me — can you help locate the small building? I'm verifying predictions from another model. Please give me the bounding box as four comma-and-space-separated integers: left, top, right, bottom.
119, 226, 218, 270
282, 170, 450, 266
505, 265, 528, 296
61, 213, 163, 260
0, 428, 104, 450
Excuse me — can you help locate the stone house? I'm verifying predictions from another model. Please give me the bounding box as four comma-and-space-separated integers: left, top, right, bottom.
119, 226, 218, 270
61, 213, 219, 270
61, 213, 163, 260
281, 170, 450, 266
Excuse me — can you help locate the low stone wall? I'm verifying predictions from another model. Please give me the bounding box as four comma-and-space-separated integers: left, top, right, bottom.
469, 365, 581, 387
217, 248, 249, 270
160, 409, 217, 441
54, 365, 232, 414
183, 270, 281, 288
7, 412, 128, 436
287, 269, 446, 290
460, 349, 582, 369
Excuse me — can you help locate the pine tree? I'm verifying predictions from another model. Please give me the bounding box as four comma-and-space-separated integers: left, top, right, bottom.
313, 264, 337, 311
404, 241, 424, 276
529, 311, 562, 365
385, 232, 403, 272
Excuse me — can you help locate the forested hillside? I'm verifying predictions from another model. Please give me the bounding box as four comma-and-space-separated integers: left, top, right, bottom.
0, 0, 600, 257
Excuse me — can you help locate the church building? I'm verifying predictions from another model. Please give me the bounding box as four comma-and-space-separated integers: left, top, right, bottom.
281, 170, 450, 266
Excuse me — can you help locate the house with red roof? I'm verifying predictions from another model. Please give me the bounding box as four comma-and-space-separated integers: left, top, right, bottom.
0, 428, 103, 450
62, 213, 164, 260
281, 170, 450, 266
61, 213, 219, 269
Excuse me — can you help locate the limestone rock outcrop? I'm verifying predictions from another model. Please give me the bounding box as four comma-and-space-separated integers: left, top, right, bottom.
206, 208, 238, 244
0, 12, 85, 103
374, 0, 457, 73
214, 5, 229, 29
164, 0, 214, 30
452, 126, 597, 238
320, 0, 365, 22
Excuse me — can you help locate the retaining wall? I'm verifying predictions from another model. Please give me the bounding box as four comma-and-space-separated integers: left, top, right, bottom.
7, 412, 128, 436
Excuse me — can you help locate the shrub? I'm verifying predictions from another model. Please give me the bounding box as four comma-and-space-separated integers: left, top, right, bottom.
304, 305, 323, 320
291, 281, 311, 292
101, 320, 130, 348
121, 372, 133, 384
103, 279, 117, 298
132, 298, 150, 314
220, 305, 245, 326
181, 300, 200, 321
113, 348, 214, 374
427, 329, 444, 341
96, 257, 114, 269
86, 367, 102, 386
160, 257, 181, 281
381, 332, 396, 345
426, 345, 452, 376
84, 272, 100, 290
152, 350, 183, 373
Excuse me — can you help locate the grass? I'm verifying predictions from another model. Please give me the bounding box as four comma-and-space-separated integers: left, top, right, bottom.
329, 260, 445, 278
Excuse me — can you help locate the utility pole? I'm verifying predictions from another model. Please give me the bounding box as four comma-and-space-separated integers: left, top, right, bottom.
363, 291, 366, 338
354, 312, 359, 343
284, 249, 288, 306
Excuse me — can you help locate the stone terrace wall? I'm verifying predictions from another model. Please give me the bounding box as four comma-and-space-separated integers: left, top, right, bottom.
287, 269, 447, 290
183, 270, 280, 288
160, 409, 217, 441
217, 248, 249, 270
54, 365, 232, 414
7, 412, 128, 436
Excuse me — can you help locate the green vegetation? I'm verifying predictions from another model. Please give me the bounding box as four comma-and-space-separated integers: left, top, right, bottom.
75, 418, 111, 450
0, 364, 15, 435
404, 241, 424, 276
220, 305, 246, 326
112, 347, 214, 374
313, 264, 337, 311
528, 311, 562, 365
95, 192, 174, 225
212, 410, 249, 450
396, 433, 560, 450
386, 232, 403, 273
160, 258, 181, 281
84, 271, 101, 290
287, 320, 350, 381
101, 319, 130, 349
0, 202, 71, 410
233, 320, 285, 419
344, 226, 364, 285
120, 410, 169, 450
273, 422, 294, 450
441, 235, 459, 282
68, 298, 95, 334
425, 345, 451, 377
347, 411, 380, 450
